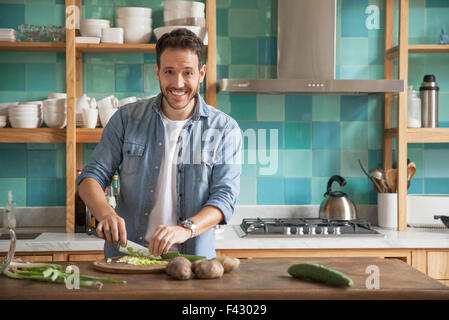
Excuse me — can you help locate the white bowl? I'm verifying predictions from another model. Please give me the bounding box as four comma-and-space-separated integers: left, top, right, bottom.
164, 17, 206, 28
0, 121, 6, 128
117, 7, 152, 18
81, 19, 110, 25
17, 102, 40, 108
154, 25, 201, 40
47, 93, 66, 99
9, 110, 41, 117
9, 105, 40, 113
80, 20, 111, 38
164, 10, 204, 22
76, 36, 100, 44
116, 17, 152, 29
101, 28, 124, 44
0, 102, 17, 115
164, 0, 205, 11
43, 98, 66, 109
43, 110, 66, 128
122, 25, 152, 44
9, 116, 41, 128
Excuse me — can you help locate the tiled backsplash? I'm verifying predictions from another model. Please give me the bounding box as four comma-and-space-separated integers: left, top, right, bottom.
0, 0, 449, 207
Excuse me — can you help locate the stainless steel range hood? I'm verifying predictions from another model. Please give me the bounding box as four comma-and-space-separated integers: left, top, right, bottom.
219, 0, 404, 95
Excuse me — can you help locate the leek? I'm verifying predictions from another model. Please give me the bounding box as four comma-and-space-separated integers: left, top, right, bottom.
2, 261, 126, 289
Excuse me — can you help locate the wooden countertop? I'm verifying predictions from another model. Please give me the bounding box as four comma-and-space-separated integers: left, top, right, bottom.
1, 257, 448, 300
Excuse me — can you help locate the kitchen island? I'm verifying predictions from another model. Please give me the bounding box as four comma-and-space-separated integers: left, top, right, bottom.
0, 257, 448, 300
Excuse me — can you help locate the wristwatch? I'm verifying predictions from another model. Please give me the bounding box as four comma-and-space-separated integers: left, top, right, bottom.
180, 219, 197, 238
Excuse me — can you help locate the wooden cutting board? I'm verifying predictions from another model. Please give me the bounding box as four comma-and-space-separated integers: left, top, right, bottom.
93, 256, 168, 274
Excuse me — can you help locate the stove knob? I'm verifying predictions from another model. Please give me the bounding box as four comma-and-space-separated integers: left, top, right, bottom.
296, 227, 304, 235
283, 226, 291, 235
309, 226, 316, 235
322, 226, 328, 235
334, 226, 341, 235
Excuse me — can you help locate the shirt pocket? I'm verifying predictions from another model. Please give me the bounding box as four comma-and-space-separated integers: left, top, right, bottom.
122, 141, 145, 175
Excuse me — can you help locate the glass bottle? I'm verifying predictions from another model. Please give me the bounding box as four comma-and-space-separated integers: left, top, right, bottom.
75, 170, 86, 233
112, 174, 120, 203
3, 191, 16, 229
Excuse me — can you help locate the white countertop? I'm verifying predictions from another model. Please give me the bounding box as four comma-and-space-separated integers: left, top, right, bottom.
0, 231, 104, 253
214, 225, 449, 250
2, 226, 449, 253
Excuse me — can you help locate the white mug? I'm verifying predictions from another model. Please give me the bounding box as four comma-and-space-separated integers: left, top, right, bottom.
118, 96, 137, 107
98, 95, 119, 109
76, 94, 95, 113
82, 108, 98, 128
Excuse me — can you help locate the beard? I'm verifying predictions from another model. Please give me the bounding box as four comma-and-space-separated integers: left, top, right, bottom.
160, 82, 199, 113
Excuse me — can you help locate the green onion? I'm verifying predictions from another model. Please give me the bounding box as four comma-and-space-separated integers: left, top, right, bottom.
2, 261, 126, 289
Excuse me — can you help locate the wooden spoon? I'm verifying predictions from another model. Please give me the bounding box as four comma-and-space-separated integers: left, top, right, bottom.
385, 168, 398, 193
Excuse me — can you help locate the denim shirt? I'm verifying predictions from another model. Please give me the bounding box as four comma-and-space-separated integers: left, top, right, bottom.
76, 93, 242, 259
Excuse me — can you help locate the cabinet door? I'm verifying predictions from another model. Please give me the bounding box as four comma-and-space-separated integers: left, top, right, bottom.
427, 251, 449, 279
1, 254, 53, 262
68, 253, 104, 261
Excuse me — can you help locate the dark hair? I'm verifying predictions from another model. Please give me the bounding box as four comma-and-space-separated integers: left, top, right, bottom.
156, 28, 204, 70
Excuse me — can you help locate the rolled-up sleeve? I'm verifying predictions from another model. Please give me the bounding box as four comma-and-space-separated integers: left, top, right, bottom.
204, 120, 242, 224
76, 108, 126, 190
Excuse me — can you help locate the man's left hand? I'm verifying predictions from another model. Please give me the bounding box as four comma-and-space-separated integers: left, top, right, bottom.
149, 225, 191, 256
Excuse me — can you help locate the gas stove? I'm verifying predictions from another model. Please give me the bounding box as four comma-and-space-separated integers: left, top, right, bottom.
237, 218, 384, 238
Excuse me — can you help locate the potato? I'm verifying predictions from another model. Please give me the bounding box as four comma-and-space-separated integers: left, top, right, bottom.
191, 259, 203, 275
166, 256, 192, 280
191, 259, 224, 279
214, 255, 240, 273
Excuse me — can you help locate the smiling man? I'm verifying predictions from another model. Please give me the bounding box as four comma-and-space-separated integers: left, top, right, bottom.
77, 29, 242, 259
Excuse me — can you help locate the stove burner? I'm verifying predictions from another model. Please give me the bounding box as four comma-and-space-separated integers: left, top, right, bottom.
240, 218, 382, 237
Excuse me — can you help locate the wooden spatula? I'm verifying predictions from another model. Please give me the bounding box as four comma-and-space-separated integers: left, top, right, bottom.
407, 162, 416, 189
385, 168, 398, 193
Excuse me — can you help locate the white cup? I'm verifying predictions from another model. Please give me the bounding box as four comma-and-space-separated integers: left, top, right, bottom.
377, 193, 398, 228
82, 108, 99, 128
99, 107, 117, 128
98, 95, 119, 109
118, 96, 137, 107
101, 27, 124, 44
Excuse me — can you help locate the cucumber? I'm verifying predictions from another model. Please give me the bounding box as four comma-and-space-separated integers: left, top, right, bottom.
288, 263, 354, 287
161, 251, 206, 262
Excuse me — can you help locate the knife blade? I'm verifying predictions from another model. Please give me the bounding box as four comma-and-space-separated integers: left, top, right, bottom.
86, 227, 161, 259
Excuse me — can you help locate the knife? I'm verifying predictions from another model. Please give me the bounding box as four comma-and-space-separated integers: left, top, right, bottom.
86, 227, 161, 259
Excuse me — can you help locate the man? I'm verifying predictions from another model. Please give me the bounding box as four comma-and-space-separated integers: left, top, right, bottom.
77, 29, 242, 259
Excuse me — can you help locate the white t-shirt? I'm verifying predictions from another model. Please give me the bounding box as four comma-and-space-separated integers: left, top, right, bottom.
145, 112, 190, 247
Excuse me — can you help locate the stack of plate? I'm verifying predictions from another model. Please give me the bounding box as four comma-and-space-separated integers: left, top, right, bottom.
116, 7, 152, 43
8, 103, 42, 128
0, 115, 6, 128
0, 29, 18, 42
160, 0, 207, 44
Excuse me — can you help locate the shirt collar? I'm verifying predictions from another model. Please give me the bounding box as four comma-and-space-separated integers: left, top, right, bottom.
152, 93, 210, 121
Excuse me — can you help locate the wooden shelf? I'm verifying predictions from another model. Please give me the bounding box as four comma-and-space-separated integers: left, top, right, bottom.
76, 43, 156, 53
386, 44, 449, 59
407, 128, 449, 143
76, 128, 103, 143
76, 43, 208, 53
0, 41, 65, 52
384, 128, 449, 143
0, 128, 66, 142
409, 44, 449, 54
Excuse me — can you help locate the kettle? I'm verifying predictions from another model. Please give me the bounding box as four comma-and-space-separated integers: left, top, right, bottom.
319, 175, 357, 221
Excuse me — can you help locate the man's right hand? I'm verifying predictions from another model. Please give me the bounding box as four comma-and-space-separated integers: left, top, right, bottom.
96, 213, 127, 248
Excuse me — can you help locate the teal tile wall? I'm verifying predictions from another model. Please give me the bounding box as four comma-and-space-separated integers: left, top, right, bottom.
0, 0, 449, 207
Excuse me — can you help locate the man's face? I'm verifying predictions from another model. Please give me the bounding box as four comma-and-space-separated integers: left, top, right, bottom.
156, 47, 206, 113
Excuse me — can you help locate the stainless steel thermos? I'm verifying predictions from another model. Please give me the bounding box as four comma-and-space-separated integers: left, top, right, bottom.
420, 74, 439, 128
